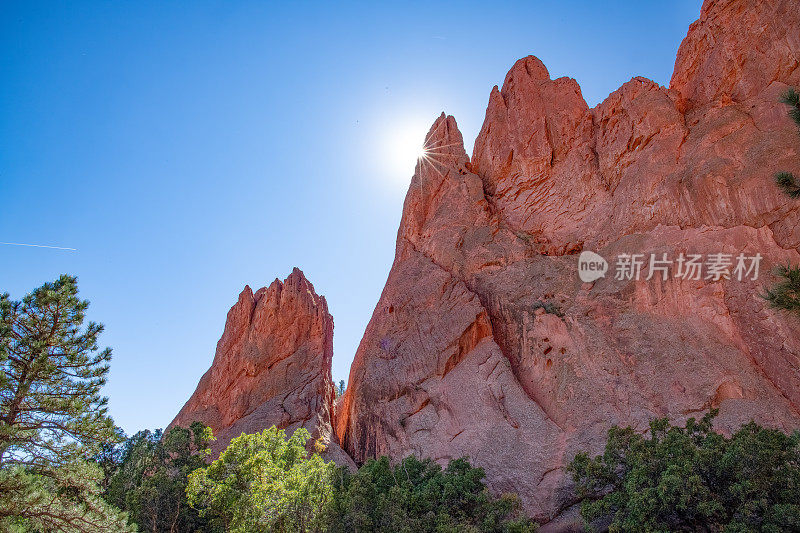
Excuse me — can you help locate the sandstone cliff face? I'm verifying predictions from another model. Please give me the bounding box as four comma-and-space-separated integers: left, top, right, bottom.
169, 268, 348, 463
337, 0, 800, 526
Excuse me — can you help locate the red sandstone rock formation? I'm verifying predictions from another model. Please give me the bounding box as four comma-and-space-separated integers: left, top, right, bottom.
169, 268, 350, 464
170, 0, 800, 528
337, 0, 800, 527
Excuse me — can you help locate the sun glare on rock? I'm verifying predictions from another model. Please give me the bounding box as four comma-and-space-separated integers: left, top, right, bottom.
383, 117, 432, 187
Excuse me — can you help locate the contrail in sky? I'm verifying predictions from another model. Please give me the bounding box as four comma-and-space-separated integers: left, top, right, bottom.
0, 242, 77, 251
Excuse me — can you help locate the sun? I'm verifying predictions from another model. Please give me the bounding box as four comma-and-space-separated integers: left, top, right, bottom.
382, 117, 433, 185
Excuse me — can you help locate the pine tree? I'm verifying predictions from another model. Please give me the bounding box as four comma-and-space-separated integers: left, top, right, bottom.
782, 87, 800, 127
765, 89, 800, 315
0, 275, 132, 532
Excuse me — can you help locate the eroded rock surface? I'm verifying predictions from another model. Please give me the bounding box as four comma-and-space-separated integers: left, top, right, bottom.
337, 0, 800, 526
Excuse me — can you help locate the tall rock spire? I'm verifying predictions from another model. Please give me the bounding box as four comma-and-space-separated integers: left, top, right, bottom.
169, 268, 349, 464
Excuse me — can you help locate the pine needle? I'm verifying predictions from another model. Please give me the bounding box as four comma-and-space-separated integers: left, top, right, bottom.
763, 264, 800, 315
774, 171, 800, 198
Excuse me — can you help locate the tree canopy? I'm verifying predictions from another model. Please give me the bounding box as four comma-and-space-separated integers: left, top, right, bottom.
187, 426, 335, 533
105, 422, 215, 532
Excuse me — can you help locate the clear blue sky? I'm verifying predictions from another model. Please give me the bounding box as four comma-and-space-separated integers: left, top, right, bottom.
0, 1, 700, 435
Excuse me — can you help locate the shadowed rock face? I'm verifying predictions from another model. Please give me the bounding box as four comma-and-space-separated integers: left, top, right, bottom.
337, 0, 800, 526
169, 268, 351, 465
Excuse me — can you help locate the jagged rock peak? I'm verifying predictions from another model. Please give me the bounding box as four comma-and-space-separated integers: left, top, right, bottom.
504, 55, 551, 86
169, 267, 342, 461
423, 113, 467, 158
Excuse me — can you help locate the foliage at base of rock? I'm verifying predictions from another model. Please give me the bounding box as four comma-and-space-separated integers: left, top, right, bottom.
321, 455, 538, 533
0, 462, 133, 533
569, 411, 800, 532
104, 422, 215, 532
186, 426, 335, 533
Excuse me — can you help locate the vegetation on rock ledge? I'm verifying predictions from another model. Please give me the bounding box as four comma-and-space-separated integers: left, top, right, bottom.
766, 88, 800, 316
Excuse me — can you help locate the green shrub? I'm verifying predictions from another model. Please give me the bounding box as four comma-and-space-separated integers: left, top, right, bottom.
532, 300, 564, 317
763, 263, 800, 315
569, 410, 800, 532
186, 427, 334, 533
767, 88, 800, 315
321, 455, 537, 533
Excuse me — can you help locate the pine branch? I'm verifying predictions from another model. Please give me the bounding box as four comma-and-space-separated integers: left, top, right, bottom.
775, 171, 800, 198
780, 88, 800, 130
775, 88, 800, 199
763, 264, 800, 315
